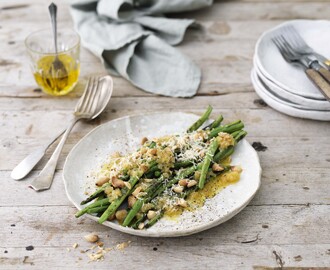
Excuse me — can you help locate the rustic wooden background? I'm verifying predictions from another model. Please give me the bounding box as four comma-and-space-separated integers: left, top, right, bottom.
0, 0, 329, 269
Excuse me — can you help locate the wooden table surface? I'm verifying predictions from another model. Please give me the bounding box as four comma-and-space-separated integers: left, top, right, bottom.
1, 0, 330, 269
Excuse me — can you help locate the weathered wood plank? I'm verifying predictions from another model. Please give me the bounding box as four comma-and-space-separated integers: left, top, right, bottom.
177, 1, 330, 21
0, 18, 261, 97
1, 94, 329, 137
1, 205, 329, 246
1, 0, 330, 23
0, 93, 262, 111
0, 204, 329, 270
1, 102, 330, 172
0, 12, 328, 98
1, 244, 329, 269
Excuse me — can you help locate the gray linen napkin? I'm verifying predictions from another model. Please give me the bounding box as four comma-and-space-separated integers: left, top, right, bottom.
70, 0, 213, 97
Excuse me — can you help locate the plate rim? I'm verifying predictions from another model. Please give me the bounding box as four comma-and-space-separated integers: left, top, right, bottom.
63, 112, 262, 237
253, 56, 330, 110
251, 69, 330, 121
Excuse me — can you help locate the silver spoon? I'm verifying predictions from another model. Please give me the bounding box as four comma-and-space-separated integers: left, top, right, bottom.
47, 2, 68, 90
11, 75, 113, 185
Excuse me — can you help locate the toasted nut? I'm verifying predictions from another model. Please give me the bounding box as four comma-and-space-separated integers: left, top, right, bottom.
193, 132, 204, 141
128, 195, 137, 208
231, 166, 242, 173
96, 176, 110, 186
178, 179, 188, 187
114, 188, 122, 197
149, 148, 157, 155
141, 203, 154, 212
194, 171, 201, 181
200, 151, 205, 158
140, 164, 149, 173
187, 180, 197, 188
141, 137, 148, 145
96, 241, 104, 247
132, 186, 142, 197
104, 185, 114, 195
108, 213, 115, 221
84, 233, 99, 243
138, 223, 145, 230
115, 209, 128, 221
173, 185, 184, 193
111, 177, 126, 188
177, 198, 188, 208
147, 210, 157, 220
124, 182, 132, 190
212, 163, 224, 172
140, 148, 147, 154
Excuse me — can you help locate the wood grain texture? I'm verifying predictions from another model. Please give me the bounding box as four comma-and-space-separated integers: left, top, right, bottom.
1, 0, 330, 269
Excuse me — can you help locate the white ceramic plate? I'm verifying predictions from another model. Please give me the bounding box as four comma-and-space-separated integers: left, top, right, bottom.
255, 20, 330, 100
253, 56, 330, 111
63, 112, 261, 237
251, 69, 330, 121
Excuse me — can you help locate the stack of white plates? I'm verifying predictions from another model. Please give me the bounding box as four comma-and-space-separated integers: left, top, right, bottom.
252, 20, 330, 121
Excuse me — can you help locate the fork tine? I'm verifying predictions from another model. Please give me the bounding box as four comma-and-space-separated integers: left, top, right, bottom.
272, 37, 285, 54
75, 77, 92, 111
272, 36, 292, 60
79, 76, 97, 113
283, 25, 310, 54
279, 36, 296, 55
288, 25, 307, 45
85, 77, 100, 114
282, 26, 298, 47
284, 26, 301, 49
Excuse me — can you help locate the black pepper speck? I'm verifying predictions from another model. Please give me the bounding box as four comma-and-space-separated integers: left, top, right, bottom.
252, 142, 268, 152
25, 246, 34, 251
253, 99, 267, 107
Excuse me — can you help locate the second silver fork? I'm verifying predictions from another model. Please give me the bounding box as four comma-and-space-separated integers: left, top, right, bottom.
272, 36, 330, 101
282, 25, 330, 70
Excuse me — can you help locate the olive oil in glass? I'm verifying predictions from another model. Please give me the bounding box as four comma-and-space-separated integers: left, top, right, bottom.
25, 28, 80, 96
34, 54, 80, 96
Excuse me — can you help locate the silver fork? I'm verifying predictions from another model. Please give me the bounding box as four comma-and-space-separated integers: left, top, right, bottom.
282, 25, 330, 70
29, 76, 102, 191
272, 36, 330, 101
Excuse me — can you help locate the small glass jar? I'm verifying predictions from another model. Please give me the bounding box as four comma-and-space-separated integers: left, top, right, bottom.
25, 28, 80, 96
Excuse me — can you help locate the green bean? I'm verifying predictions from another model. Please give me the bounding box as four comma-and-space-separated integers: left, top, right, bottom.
80, 185, 108, 205
98, 176, 140, 224
75, 198, 110, 218
145, 211, 164, 228
208, 120, 244, 139
198, 139, 219, 189
187, 105, 213, 132
203, 115, 224, 130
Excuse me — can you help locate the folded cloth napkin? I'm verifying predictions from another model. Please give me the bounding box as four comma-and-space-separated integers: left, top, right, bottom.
70, 0, 213, 97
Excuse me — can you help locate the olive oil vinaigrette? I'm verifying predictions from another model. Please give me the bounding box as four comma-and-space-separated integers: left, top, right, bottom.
164, 157, 241, 219
34, 54, 80, 96
25, 28, 80, 96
